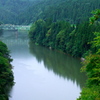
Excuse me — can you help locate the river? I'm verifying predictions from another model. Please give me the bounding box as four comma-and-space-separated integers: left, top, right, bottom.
0, 30, 86, 100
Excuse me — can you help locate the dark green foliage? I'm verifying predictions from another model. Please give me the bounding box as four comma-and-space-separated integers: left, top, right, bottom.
17, 0, 100, 24
0, 0, 100, 24
29, 19, 100, 57
77, 86, 100, 100
0, 41, 14, 100
0, 0, 32, 24
77, 55, 100, 100
0, 41, 12, 62
83, 55, 100, 86
77, 9, 100, 100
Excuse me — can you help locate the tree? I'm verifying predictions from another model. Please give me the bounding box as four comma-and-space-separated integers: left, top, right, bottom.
0, 41, 14, 100
77, 9, 100, 100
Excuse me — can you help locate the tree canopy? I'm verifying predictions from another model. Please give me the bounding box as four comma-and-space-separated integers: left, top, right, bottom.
77, 9, 100, 100
0, 0, 100, 24
0, 41, 14, 100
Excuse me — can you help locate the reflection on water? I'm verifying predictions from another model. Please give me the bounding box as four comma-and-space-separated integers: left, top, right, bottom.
29, 41, 86, 88
0, 30, 86, 100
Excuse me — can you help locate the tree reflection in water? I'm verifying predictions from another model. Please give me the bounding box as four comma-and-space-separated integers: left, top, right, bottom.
29, 41, 87, 89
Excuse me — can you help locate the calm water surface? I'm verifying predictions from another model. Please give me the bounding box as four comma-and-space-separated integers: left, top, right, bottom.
0, 30, 86, 100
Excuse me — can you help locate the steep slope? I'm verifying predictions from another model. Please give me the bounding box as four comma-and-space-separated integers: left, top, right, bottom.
17, 0, 100, 24
0, 0, 100, 24
0, 0, 32, 24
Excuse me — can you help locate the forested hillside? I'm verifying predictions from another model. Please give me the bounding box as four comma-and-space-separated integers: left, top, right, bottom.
77, 9, 100, 100
0, 0, 100, 24
17, 0, 100, 24
29, 19, 100, 57
0, 0, 32, 24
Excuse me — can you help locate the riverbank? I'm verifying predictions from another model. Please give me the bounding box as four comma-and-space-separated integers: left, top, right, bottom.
29, 19, 100, 58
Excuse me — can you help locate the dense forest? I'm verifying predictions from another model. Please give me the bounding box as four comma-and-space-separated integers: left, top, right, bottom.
0, 0, 33, 24
77, 10, 100, 100
0, 41, 14, 100
29, 18, 100, 57
17, 0, 100, 24
0, 0, 100, 25
0, 25, 14, 99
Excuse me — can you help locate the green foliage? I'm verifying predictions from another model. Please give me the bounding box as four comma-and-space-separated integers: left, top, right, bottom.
89, 9, 100, 53
90, 9, 100, 24
0, 0, 100, 24
0, 41, 14, 100
82, 55, 100, 86
91, 32, 100, 54
0, 0, 32, 24
77, 9, 100, 100
77, 86, 100, 100
0, 41, 12, 62
78, 55, 100, 100
29, 19, 100, 57
29, 19, 47, 44
17, 0, 100, 24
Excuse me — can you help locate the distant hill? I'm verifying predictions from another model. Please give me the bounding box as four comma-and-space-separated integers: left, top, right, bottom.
0, 0, 33, 24
17, 0, 100, 24
0, 0, 100, 24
